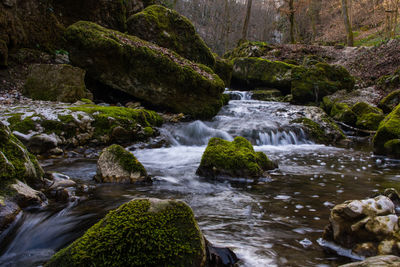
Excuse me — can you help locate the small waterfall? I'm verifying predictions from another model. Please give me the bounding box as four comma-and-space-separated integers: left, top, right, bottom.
224, 91, 252, 100
256, 129, 311, 146
167, 120, 233, 146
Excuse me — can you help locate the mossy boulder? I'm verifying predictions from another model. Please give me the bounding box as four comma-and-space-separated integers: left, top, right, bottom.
65, 21, 224, 119
0, 122, 43, 189
196, 136, 276, 179
251, 89, 282, 101
214, 55, 233, 87
0, 40, 7, 67
377, 68, 400, 93
379, 89, 400, 113
23, 64, 93, 103
330, 102, 357, 126
95, 144, 150, 184
223, 41, 273, 59
291, 117, 345, 145
351, 102, 384, 130
291, 63, 355, 104
231, 57, 293, 92
46, 198, 206, 267
373, 104, 400, 158
127, 5, 215, 68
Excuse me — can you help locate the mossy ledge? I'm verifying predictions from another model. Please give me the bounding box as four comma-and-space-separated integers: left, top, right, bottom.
196, 136, 276, 179
65, 21, 225, 119
45, 198, 206, 267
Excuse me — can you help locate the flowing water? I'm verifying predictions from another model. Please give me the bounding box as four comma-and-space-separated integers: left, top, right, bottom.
1, 93, 400, 266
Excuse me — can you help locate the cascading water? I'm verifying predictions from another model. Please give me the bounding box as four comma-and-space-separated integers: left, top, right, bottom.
1, 91, 400, 267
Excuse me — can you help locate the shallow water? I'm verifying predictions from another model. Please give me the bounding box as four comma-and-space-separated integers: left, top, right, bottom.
1, 96, 400, 267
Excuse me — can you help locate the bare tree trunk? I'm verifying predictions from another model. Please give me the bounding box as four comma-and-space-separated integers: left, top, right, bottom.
341, 0, 354, 46
241, 0, 253, 42
224, 0, 231, 52
289, 0, 295, 43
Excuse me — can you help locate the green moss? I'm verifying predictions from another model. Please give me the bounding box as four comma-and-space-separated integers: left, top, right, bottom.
223, 41, 273, 59
46, 199, 205, 267
65, 21, 224, 119
251, 89, 282, 101
69, 105, 162, 139
196, 136, 276, 178
351, 102, 382, 116
0, 123, 43, 188
373, 104, 400, 156
356, 112, 385, 131
41, 119, 76, 139
377, 68, 400, 92
7, 114, 37, 134
291, 118, 328, 143
214, 55, 233, 87
321, 96, 334, 114
79, 98, 93, 104
127, 5, 215, 68
291, 63, 355, 104
232, 57, 294, 92
103, 144, 147, 175
330, 102, 357, 126
378, 89, 400, 113
383, 139, 400, 158
143, 126, 154, 136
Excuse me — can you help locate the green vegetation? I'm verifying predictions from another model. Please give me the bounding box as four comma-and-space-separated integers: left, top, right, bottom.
0, 123, 43, 192
69, 105, 162, 140
373, 104, 400, 157
127, 5, 215, 68
46, 199, 205, 267
379, 89, 400, 114
101, 144, 147, 176
65, 21, 224, 119
196, 136, 276, 178
214, 55, 233, 87
7, 114, 37, 134
223, 41, 272, 59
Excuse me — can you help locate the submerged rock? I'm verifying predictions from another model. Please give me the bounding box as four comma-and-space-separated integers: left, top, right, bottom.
65, 21, 225, 119
127, 5, 215, 68
373, 104, 400, 158
46, 198, 207, 267
196, 136, 276, 179
339, 255, 400, 267
23, 64, 92, 103
322, 190, 400, 258
95, 144, 150, 184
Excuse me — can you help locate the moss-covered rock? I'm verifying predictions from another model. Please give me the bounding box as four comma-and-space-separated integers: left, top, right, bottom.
223, 41, 273, 60
379, 89, 400, 113
351, 102, 384, 130
291, 117, 345, 144
196, 136, 276, 179
0, 122, 43, 189
24, 64, 92, 103
231, 57, 293, 92
330, 102, 357, 126
291, 63, 355, 104
373, 104, 400, 157
95, 144, 149, 183
0, 40, 7, 67
65, 21, 224, 119
127, 5, 215, 68
251, 89, 282, 101
377, 68, 400, 93
46, 198, 206, 267
214, 55, 233, 87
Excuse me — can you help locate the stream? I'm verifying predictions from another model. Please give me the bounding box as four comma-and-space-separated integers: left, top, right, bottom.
1, 91, 400, 266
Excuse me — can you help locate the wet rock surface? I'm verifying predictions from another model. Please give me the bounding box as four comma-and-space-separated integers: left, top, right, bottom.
322, 189, 400, 258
